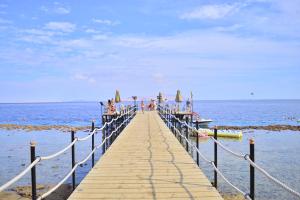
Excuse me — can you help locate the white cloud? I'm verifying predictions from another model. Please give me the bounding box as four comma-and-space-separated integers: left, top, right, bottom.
92, 34, 108, 40
152, 73, 165, 84
40, 6, 49, 12
40, 4, 70, 15
44, 22, 76, 32
92, 19, 119, 26
73, 73, 96, 84
85, 29, 101, 34
55, 7, 70, 14
180, 3, 245, 20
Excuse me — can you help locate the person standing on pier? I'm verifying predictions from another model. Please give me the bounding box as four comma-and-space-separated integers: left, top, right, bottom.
141, 100, 145, 113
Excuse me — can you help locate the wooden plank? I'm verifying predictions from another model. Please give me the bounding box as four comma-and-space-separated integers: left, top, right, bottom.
68, 111, 223, 200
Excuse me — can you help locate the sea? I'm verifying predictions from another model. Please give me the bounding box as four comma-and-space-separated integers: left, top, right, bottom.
0, 100, 300, 200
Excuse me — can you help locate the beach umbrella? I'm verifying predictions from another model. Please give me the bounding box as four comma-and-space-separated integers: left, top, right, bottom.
115, 90, 121, 103
175, 90, 183, 112
175, 90, 183, 103
158, 92, 163, 104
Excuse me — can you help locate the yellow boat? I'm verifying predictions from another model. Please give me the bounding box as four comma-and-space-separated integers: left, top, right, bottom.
198, 128, 243, 139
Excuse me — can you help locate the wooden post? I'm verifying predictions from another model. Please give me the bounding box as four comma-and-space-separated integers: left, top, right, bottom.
250, 139, 255, 200
30, 142, 37, 200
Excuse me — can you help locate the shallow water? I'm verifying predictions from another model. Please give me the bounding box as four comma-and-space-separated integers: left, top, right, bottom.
0, 129, 103, 187
189, 130, 300, 200
0, 100, 300, 200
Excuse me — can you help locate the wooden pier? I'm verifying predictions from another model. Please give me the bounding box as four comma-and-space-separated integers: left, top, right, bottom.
68, 111, 223, 200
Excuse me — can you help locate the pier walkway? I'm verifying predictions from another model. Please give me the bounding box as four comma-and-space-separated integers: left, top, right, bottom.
68, 111, 223, 200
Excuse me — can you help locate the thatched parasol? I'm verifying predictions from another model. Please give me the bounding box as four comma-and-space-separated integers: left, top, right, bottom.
158, 92, 163, 104
175, 90, 183, 103
115, 90, 121, 103
175, 90, 183, 112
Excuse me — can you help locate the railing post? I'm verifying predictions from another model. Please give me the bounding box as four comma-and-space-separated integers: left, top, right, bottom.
91, 121, 95, 168
30, 142, 37, 200
250, 139, 255, 200
105, 117, 109, 150
214, 127, 218, 188
179, 123, 182, 144
195, 121, 199, 166
102, 116, 106, 154
185, 118, 189, 152
71, 130, 76, 191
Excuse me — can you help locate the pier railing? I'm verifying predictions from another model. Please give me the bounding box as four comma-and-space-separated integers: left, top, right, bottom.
0, 105, 137, 200
158, 105, 300, 200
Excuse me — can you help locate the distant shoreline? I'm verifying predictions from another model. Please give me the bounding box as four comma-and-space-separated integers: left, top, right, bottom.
0, 123, 299, 132
218, 125, 300, 131
1, 99, 300, 104
0, 124, 90, 132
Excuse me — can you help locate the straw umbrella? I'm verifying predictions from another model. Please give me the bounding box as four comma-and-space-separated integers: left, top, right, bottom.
115, 90, 121, 112
175, 90, 183, 112
115, 90, 121, 103
157, 92, 163, 105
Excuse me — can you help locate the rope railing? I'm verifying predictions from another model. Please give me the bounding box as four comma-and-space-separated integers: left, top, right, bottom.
0, 106, 136, 196
0, 158, 41, 192
159, 112, 251, 200
37, 112, 135, 200
158, 105, 300, 199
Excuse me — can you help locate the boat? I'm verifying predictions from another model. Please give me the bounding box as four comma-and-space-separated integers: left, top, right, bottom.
197, 128, 243, 139
193, 119, 213, 127
192, 112, 213, 127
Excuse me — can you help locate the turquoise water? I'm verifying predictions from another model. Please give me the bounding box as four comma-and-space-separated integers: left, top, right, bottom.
0, 100, 300, 200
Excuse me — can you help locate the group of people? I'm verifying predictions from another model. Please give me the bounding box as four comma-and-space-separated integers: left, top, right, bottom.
107, 99, 116, 114
105, 99, 158, 114
141, 99, 157, 113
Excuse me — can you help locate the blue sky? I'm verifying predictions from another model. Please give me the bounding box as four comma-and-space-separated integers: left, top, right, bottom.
0, 0, 299, 102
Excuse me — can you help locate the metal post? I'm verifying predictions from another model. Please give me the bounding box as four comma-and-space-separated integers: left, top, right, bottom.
174, 119, 177, 137
102, 116, 106, 154
105, 116, 109, 150
179, 123, 182, 144
214, 127, 218, 188
250, 139, 255, 200
71, 130, 76, 190
30, 142, 37, 200
185, 118, 189, 152
91, 121, 95, 168
196, 122, 199, 166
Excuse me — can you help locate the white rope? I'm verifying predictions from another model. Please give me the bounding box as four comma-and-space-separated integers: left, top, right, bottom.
211, 162, 251, 200
0, 107, 135, 193
0, 158, 41, 192
40, 138, 78, 160
245, 155, 300, 198
210, 137, 245, 159
77, 129, 97, 141
37, 112, 135, 200
159, 105, 300, 199
78, 107, 134, 141
160, 113, 250, 199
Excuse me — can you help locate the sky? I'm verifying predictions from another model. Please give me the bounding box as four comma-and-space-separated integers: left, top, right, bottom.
0, 0, 299, 102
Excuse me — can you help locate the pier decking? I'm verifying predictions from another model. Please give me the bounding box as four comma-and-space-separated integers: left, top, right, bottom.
68, 111, 223, 200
